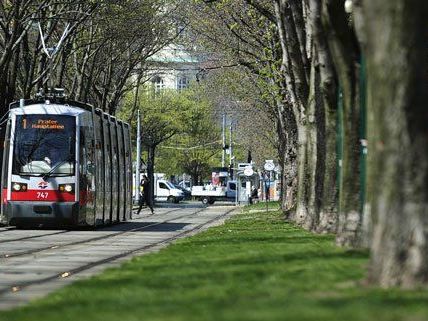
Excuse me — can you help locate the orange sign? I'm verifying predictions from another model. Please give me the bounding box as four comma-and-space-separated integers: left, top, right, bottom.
29, 119, 65, 130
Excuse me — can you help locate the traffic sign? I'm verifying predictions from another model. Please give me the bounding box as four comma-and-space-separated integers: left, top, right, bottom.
244, 166, 254, 176
264, 160, 275, 171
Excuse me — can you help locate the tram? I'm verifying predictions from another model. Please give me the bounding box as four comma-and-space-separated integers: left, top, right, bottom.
0, 92, 133, 227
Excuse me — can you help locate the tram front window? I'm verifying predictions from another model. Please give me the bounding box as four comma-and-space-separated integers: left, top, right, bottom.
12, 115, 76, 176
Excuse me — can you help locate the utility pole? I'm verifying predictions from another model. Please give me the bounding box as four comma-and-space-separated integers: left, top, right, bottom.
229, 121, 233, 179
135, 109, 141, 203
221, 113, 226, 167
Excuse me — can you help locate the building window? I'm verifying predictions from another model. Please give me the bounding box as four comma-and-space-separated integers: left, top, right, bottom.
152, 76, 165, 93
177, 76, 189, 91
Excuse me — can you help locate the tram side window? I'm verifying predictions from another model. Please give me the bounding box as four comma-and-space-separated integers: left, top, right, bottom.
79, 129, 87, 175
80, 126, 96, 173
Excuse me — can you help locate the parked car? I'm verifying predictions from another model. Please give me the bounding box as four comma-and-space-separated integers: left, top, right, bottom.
173, 183, 191, 200
178, 180, 191, 192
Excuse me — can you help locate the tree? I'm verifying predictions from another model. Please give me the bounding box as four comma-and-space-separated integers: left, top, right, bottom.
155, 87, 222, 185
0, 1, 97, 114
196, 68, 278, 169
321, 0, 364, 246
190, 0, 291, 205
0, 0, 186, 116
362, 0, 428, 288
212, 0, 340, 232
120, 88, 196, 204
192, 0, 343, 233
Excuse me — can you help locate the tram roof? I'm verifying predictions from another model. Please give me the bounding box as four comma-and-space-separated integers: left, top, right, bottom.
10, 98, 93, 112
9, 98, 129, 126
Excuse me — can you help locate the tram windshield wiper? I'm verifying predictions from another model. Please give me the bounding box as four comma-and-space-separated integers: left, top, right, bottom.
42, 137, 75, 180
18, 172, 43, 177
42, 158, 75, 180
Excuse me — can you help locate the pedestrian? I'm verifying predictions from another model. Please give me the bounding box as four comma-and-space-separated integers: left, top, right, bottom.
250, 185, 258, 204
265, 182, 270, 201
137, 175, 154, 215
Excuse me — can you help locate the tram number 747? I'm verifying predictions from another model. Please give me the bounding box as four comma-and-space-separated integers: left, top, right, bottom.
37, 192, 49, 199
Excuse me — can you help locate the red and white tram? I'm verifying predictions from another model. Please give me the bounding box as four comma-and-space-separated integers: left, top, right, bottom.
0, 96, 132, 227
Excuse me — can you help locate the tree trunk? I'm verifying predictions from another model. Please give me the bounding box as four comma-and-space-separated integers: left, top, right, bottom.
295, 55, 320, 230
307, 0, 338, 233
274, 95, 298, 214
275, 0, 311, 224
276, 114, 287, 210
317, 101, 338, 233
364, 0, 428, 287
282, 105, 298, 216
322, 0, 362, 246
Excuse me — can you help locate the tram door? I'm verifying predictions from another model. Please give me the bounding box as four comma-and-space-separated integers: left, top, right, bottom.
94, 112, 105, 225
123, 124, 132, 220
0, 121, 11, 224
109, 117, 119, 223
117, 122, 125, 221
103, 114, 112, 223
79, 111, 96, 225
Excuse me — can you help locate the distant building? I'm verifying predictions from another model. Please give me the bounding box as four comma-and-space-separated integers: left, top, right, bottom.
146, 44, 205, 92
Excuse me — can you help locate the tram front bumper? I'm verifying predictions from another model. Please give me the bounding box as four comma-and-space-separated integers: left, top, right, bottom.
6, 201, 79, 226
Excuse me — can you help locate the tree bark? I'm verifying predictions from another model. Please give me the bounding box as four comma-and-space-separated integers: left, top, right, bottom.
275, 0, 314, 226
309, 0, 338, 233
322, 0, 362, 246
364, 0, 428, 287
295, 53, 320, 230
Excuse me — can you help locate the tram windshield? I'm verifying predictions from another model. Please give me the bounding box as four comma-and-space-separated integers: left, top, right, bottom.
12, 115, 76, 176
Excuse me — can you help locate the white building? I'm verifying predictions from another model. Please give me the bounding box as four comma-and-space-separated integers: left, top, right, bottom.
146, 44, 204, 92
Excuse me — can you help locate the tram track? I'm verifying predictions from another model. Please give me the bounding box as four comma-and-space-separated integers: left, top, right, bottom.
0, 227, 16, 233
0, 207, 236, 297
0, 206, 182, 243
0, 207, 195, 259
0, 207, 185, 249
0, 230, 69, 244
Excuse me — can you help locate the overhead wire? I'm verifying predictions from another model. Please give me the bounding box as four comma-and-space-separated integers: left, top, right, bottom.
159, 140, 221, 150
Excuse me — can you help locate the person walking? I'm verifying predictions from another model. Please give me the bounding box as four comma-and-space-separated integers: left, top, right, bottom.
249, 185, 258, 204
137, 175, 154, 215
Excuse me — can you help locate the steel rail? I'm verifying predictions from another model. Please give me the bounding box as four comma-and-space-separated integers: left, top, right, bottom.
0, 207, 236, 297
0, 208, 188, 259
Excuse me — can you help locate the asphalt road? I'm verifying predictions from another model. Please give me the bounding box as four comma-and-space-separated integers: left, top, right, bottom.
0, 201, 238, 310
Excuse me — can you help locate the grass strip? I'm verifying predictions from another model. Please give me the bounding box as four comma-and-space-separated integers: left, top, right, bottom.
2, 202, 428, 321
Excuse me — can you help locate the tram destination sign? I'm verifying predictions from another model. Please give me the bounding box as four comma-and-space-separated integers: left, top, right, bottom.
22, 118, 65, 130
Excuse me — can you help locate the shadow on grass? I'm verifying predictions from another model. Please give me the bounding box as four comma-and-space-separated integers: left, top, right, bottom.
187, 234, 335, 247
122, 248, 369, 279
315, 294, 428, 308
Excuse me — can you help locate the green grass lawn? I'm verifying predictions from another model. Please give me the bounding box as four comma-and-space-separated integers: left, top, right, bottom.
2, 202, 428, 321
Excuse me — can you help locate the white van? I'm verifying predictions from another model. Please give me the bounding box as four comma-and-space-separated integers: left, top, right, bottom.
155, 179, 184, 203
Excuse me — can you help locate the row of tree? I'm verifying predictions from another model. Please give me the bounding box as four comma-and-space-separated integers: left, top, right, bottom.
0, 0, 183, 116
118, 87, 223, 186
191, 0, 428, 287
0, 0, 273, 199
2, 0, 427, 288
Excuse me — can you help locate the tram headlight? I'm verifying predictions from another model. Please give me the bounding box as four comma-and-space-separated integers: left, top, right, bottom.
12, 182, 27, 192
59, 184, 74, 193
